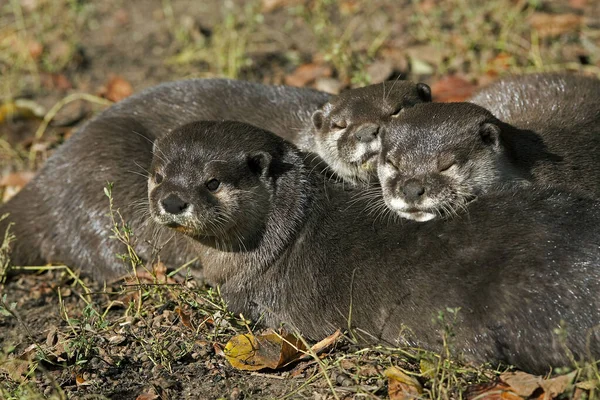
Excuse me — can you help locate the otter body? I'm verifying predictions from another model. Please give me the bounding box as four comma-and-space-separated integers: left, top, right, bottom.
469, 73, 600, 127
149, 121, 600, 373
1, 79, 330, 278
2, 78, 430, 276
378, 97, 600, 221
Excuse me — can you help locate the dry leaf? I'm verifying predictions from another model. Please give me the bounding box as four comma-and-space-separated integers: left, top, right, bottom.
213, 342, 225, 357
339, 0, 360, 15
175, 307, 193, 329
284, 63, 332, 87
499, 370, 576, 399
108, 335, 126, 345
261, 0, 303, 13
75, 374, 91, 386
575, 380, 598, 390
384, 366, 422, 400
224, 331, 306, 371
500, 371, 542, 398
569, 0, 587, 9
538, 371, 577, 398
485, 53, 514, 77
466, 381, 523, 400
135, 394, 159, 400
0, 344, 37, 381
0, 172, 35, 190
28, 40, 43, 60
102, 76, 133, 102
308, 329, 341, 355
529, 13, 582, 38
431, 75, 477, 102
41, 73, 73, 91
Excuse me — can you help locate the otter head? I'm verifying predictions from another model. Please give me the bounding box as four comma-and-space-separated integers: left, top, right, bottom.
378, 102, 508, 222
311, 81, 431, 184
148, 121, 293, 252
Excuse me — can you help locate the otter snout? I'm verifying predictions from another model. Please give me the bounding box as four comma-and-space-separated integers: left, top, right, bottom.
161, 193, 190, 215
402, 179, 425, 202
354, 123, 379, 143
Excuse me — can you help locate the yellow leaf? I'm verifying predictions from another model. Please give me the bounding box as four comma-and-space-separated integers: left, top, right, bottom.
385, 366, 422, 400
0, 99, 46, 124
224, 331, 306, 371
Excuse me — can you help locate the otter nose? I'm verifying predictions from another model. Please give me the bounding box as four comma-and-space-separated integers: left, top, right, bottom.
354, 124, 379, 143
161, 194, 189, 215
402, 179, 425, 202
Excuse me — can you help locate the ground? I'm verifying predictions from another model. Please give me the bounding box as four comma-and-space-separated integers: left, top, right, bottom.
0, 0, 599, 399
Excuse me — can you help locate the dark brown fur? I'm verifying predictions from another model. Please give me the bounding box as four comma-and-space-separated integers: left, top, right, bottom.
310, 80, 431, 184
0, 79, 330, 279
378, 88, 600, 221
149, 120, 600, 374
1, 78, 430, 277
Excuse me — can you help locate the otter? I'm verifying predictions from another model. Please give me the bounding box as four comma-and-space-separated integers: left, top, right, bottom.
468, 73, 600, 127
1, 78, 429, 277
308, 81, 431, 184
377, 99, 600, 221
149, 120, 600, 373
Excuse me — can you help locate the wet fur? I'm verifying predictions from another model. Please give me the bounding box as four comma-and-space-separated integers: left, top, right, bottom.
379, 84, 600, 220
310, 80, 431, 184
151, 121, 600, 374
0, 79, 330, 279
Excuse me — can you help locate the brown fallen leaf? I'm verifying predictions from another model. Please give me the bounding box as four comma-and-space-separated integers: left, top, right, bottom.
466, 381, 524, 400
538, 371, 577, 398
0, 172, 35, 189
175, 306, 193, 329
498, 370, 577, 399
75, 374, 91, 386
485, 52, 514, 78
529, 13, 582, 38
339, 0, 360, 15
101, 76, 133, 102
569, 0, 587, 9
431, 75, 477, 102
575, 380, 598, 390
261, 0, 303, 13
0, 344, 38, 381
28, 40, 43, 60
307, 329, 341, 355
284, 63, 333, 87
500, 371, 542, 398
224, 330, 306, 371
213, 342, 225, 357
385, 366, 422, 400
135, 394, 159, 400
40, 73, 73, 91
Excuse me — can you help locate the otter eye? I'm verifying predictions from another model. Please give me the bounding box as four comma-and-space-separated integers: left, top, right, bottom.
206, 178, 221, 192
438, 157, 457, 173
332, 120, 347, 129
391, 106, 404, 117
155, 172, 164, 184
386, 157, 398, 170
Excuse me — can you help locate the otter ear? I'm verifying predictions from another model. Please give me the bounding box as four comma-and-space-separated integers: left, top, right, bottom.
247, 151, 272, 177
479, 123, 501, 148
416, 83, 432, 102
312, 110, 325, 130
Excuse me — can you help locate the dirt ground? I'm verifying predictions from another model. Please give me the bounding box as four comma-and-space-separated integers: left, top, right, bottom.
1, 0, 599, 399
